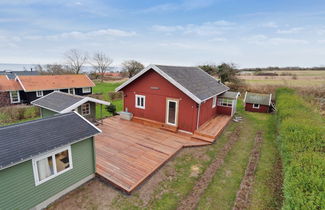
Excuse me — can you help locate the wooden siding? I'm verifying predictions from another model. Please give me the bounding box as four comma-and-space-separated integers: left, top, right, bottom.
0, 92, 10, 107
77, 101, 96, 122
198, 97, 218, 127
122, 70, 198, 132
41, 107, 57, 118
0, 137, 95, 210
245, 103, 270, 113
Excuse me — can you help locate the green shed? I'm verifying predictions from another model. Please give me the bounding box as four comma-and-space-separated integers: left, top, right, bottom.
0, 112, 101, 209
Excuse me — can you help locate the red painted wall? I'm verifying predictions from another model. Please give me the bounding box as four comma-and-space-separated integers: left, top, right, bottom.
121, 70, 199, 132
245, 103, 270, 113
198, 97, 218, 127
217, 105, 232, 115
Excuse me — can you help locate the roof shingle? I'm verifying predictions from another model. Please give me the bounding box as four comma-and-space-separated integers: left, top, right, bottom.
244, 92, 272, 106
0, 112, 101, 170
0, 75, 22, 91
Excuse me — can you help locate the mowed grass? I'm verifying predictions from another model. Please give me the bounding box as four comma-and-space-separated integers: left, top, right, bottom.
92, 81, 123, 119
244, 79, 325, 87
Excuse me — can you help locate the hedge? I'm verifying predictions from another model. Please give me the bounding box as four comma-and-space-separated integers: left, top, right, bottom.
276, 88, 325, 209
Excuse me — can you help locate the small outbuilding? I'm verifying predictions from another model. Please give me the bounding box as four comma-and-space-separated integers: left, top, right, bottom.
31, 91, 110, 123
0, 112, 101, 209
216, 91, 240, 116
243, 92, 273, 113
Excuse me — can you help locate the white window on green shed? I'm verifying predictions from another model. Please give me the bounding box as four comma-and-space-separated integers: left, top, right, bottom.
10, 91, 20, 104
68, 88, 75, 95
82, 87, 91, 93
36, 91, 43, 97
81, 103, 91, 116
32, 146, 72, 186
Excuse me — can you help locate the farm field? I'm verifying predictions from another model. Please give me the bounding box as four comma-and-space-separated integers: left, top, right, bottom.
238, 70, 325, 87
48, 101, 283, 210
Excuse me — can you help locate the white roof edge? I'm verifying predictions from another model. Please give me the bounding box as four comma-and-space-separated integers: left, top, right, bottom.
243, 91, 247, 103
60, 97, 110, 113
269, 94, 272, 106
85, 74, 96, 87
115, 64, 202, 104
15, 76, 26, 91
73, 111, 102, 133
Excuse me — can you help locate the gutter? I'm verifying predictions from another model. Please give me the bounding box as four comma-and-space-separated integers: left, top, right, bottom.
196, 103, 201, 130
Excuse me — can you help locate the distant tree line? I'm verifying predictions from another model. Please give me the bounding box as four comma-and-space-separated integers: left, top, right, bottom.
198, 63, 239, 84
240, 66, 325, 71
35, 49, 145, 83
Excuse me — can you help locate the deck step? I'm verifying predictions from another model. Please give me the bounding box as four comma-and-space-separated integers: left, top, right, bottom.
160, 124, 178, 133
193, 131, 215, 139
191, 134, 215, 143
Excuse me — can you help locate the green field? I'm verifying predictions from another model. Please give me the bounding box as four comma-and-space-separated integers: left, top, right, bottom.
92, 81, 123, 119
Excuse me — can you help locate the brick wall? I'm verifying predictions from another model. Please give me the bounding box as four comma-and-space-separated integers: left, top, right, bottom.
0, 92, 10, 107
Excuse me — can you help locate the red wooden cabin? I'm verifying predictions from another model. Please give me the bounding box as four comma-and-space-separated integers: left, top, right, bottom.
244, 92, 272, 113
116, 64, 239, 133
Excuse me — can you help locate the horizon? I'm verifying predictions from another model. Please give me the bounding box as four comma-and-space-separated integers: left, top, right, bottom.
1, 0, 325, 68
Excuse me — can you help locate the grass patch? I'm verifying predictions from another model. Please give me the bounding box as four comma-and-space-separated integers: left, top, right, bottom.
93, 81, 123, 119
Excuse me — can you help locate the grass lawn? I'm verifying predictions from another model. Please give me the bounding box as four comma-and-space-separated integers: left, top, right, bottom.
92, 81, 123, 119
2, 117, 40, 126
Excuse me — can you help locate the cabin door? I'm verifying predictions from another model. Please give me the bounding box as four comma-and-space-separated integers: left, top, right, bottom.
166, 99, 179, 126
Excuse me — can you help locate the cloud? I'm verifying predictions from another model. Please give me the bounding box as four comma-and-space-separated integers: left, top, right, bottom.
261, 21, 278, 28
276, 27, 304, 34
25, 28, 136, 41
152, 20, 235, 36
245, 34, 308, 45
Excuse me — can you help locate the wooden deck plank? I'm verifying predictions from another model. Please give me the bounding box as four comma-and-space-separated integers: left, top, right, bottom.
95, 115, 230, 193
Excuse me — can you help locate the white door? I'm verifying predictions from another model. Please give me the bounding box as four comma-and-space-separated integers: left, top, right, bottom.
166, 99, 179, 126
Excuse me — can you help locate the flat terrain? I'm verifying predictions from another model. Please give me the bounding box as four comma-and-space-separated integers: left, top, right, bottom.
48, 102, 283, 210
238, 70, 325, 87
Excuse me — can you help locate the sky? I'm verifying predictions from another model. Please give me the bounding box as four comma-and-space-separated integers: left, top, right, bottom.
1, 0, 325, 68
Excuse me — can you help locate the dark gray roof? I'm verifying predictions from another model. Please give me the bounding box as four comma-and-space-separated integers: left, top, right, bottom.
244, 92, 272, 106
155, 65, 229, 101
0, 70, 39, 79
0, 112, 101, 170
219, 91, 240, 99
32, 92, 84, 113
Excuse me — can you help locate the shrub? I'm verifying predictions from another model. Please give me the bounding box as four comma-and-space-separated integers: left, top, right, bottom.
105, 104, 117, 116
108, 91, 123, 101
276, 88, 325, 209
0, 105, 40, 124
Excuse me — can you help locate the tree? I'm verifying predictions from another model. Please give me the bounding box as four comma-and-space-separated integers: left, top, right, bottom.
121, 60, 144, 78
198, 64, 217, 75
105, 104, 117, 116
64, 49, 88, 74
91, 52, 113, 82
36, 64, 74, 75
216, 63, 238, 83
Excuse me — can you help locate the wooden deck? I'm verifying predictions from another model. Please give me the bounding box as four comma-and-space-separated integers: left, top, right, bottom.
95, 115, 231, 193
193, 115, 232, 142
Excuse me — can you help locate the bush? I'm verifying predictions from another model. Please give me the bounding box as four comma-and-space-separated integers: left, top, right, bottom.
276, 88, 325, 209
105, 104, 117, 116
0, 105, 40, 124
108, 91, 123, 101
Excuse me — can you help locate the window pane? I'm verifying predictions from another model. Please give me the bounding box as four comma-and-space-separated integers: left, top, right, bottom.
37, 156, 54, 181
168, 101, 176, 124
55, 150, 70, 173
141, 97, 144, 106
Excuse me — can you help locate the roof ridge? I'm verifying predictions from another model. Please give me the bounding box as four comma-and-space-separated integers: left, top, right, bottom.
0, 112, 75, 130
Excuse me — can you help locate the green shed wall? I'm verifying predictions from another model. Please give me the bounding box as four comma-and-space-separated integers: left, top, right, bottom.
41, 107, 57, 118
77, 101, 96, 121
0, 137, 95, 210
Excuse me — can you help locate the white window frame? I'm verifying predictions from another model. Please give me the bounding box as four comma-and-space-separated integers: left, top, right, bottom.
54, 89, 60, 92
217, 98, 233, 107
9, 91, 20, 104
212, 96, 217, 108
36, 91, 43, 97
165, 99, 179, 126
68, 88, 75, 95
135, 94, 145, 109
82, 87, 91, 94
32, 146, 73, 186
81, 103, 91, 116
253, 104, 260, 109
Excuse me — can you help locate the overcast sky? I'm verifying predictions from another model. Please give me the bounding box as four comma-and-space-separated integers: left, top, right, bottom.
1, 0, 325, 68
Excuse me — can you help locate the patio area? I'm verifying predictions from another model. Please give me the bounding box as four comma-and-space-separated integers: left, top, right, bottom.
95, 115, 231, 193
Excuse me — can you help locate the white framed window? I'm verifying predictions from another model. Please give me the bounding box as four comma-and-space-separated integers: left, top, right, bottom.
32, 146, 72, 186
54, 89, 60, 92
217, 98, 233, 107
68, 88, 75, 95
135, 95, 145, 109
212, 96, 217, 108
81, 103, 90, 116
10, 91, 20, 104
82, 87, 91, 94
36, 91, 43, 97
253, 104, 260, 109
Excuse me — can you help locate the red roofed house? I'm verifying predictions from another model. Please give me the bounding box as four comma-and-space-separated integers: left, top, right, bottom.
116, 64, 239, 134
0, 74, 95, 107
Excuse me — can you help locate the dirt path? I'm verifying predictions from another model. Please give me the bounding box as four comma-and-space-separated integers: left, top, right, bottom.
232, 132, 263, 210
177, 127, 242, 210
